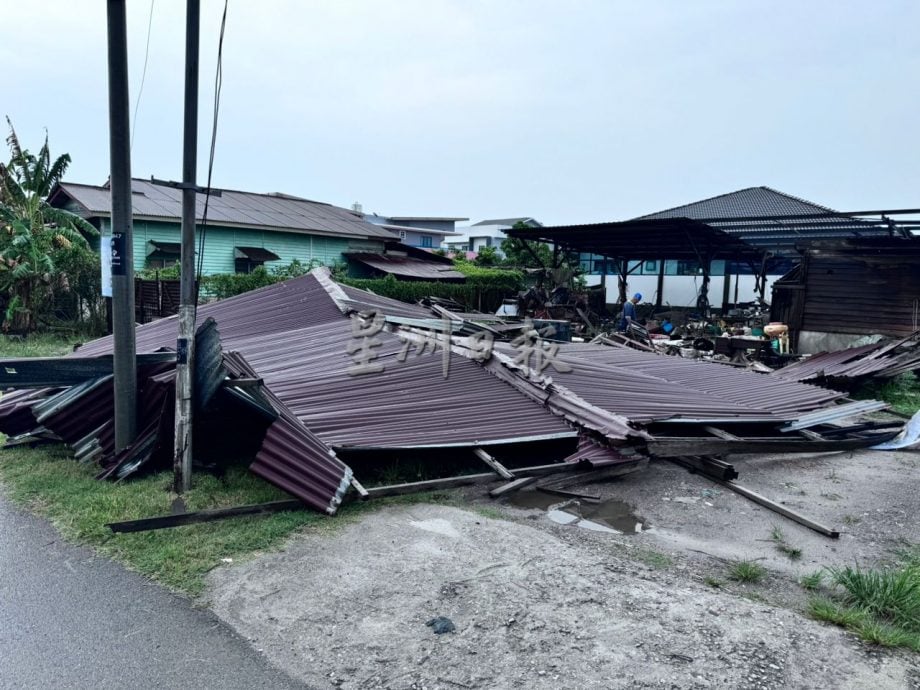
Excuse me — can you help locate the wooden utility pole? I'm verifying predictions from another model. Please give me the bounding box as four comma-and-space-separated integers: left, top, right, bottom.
105, 0, 137, 452
173, 0, 201, 494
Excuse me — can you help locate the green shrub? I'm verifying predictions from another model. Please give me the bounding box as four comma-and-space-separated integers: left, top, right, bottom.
340, 266, 524, 312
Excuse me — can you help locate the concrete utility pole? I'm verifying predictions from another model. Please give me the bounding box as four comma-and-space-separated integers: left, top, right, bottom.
174, 0, 201, 494
106, 0, 137, 452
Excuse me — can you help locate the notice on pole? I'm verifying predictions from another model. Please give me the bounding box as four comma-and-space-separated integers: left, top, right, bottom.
101, 235, 113, 297
111, 231, 127, 276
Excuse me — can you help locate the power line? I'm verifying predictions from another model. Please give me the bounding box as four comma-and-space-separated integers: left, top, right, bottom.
196, 0, 228, 296
130, 0, 155, 152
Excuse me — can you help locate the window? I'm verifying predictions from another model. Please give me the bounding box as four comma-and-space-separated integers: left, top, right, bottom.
643, 260, 659, 274
234, 246, 280, 274
145, 240, 180, 269
398, 230, 407, 240
675, 260, 702, 276
420, 236, 432, 248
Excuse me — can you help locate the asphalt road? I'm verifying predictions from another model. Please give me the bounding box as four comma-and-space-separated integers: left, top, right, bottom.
0, 494, 306, 690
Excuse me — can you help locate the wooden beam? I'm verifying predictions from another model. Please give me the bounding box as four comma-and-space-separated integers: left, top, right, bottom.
489, 476, 539, 497
107, 499, 304, 533
714, 479, 839, 539
364, 461, 586, 500
473, 448, 515, 479
702, 426, 741, 441
351, 477, 369, 499
647, 434, 899, 457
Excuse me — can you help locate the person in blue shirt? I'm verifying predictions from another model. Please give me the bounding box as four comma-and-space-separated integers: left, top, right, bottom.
619, 293, 642, 331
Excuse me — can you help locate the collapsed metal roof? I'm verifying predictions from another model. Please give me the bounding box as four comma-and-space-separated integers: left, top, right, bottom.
0, 267, 903, 515
344, 252, 467, 281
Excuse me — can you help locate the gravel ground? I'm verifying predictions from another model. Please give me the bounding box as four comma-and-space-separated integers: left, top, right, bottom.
205, 447, 920, 689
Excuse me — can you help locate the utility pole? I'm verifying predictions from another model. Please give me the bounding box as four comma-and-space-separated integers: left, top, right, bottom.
106, 0, 137, 452
173, 0, 200, 494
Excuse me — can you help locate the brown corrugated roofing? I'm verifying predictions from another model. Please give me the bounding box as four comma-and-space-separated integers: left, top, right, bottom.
77, 271, 579, 450
52, 179, 396, 241
490, 340, 843, 424
345, 252, 466, 281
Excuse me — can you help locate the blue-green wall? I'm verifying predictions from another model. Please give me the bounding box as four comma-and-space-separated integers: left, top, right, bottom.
99, 219, 383, 274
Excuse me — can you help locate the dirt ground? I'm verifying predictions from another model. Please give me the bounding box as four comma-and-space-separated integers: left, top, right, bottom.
206, 447, 920, 689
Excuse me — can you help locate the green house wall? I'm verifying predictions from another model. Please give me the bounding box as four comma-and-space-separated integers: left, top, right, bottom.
99, 219, 383, 274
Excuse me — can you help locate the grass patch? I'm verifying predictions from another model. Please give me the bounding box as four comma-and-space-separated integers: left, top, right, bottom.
728, 560, 766, 583
807, 554, 920, 651
472, 506, 507, 521
0, 332, 85, 358
800, 571, 824, 591
634, 548, 673, 570
769, 525, 803, 561
854, 372, 920, 417
704, 576, 724, 589
0, 443, 453, 595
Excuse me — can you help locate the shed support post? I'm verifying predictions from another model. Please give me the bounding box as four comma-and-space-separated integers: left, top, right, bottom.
655, 259, 665, 310
617, 259, 628, 304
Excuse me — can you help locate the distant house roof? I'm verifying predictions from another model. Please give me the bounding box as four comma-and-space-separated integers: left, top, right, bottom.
386, 216, 469, 222
472, 217, 542, 227
50, 178, 395, 241
636, 186, 886, 247
377, 223, 458, 236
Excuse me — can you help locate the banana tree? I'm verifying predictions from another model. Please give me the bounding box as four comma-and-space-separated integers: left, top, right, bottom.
0, 118, 97, 332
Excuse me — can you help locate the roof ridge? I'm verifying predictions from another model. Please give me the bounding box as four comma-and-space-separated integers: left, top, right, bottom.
634, 185, 851, 220
757, 185, 844, 215
634, 186, 763, 219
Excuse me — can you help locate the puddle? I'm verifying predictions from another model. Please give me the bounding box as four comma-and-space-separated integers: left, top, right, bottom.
580, 499, 647, 534
508, 489, 564, 511
509, 490, 648, 534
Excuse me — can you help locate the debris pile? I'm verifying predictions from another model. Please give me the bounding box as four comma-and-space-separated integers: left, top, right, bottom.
771, 329, 920, 385
0, 268, 905, 519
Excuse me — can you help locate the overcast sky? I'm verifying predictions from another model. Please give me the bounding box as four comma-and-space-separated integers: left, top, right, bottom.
3, 1, 918, 225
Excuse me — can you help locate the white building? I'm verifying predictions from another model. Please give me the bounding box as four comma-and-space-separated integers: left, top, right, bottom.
443, 217, 542, 256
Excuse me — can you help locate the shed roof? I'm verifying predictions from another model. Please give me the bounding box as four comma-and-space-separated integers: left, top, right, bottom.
507, 217, 766, 263
472, 217, 542, 227
51, 179, 396, 241
507, 187, 899, 258
345, 252, 466, 281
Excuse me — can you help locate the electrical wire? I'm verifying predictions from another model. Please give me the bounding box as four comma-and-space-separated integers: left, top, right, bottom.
195, 0, 228, 301
130, 0, 156, 152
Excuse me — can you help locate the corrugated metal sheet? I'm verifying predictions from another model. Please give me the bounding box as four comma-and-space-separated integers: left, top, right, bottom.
491, 341, 843, 424
773, 330, 920, 383
76, 270, 578, 450
345, 253, 466, 281
55, 179, 395, 240
223, 351, 352, 514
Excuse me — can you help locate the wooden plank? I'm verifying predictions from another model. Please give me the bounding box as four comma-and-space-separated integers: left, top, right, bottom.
714, 479, 839, 539
667, 456, 738, 481
107, 499, 304, 533
541, 459, 649, 488
489, 476, 539, 497
365, 461, 585, 500
539, 486, 601, 502
798, 429, 825, 441
473, 448, 515, 479
702, 426, 742, 441
647, 434, 899, 457
350, 477, 369, 499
